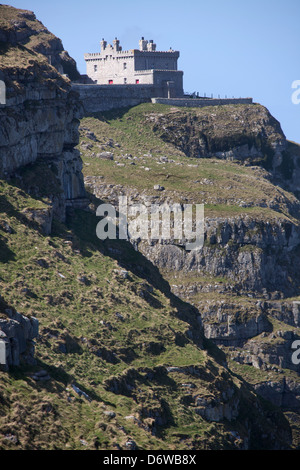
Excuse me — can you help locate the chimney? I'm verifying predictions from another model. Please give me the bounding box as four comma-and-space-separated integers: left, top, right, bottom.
139, 37, 148, 51
147, 40, 156, 51
113, 37, 121, 51
100, 38, 107, 51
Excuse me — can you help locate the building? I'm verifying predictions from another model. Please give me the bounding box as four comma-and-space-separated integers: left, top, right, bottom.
74, 37, 252, 113
84, 37, 184, 98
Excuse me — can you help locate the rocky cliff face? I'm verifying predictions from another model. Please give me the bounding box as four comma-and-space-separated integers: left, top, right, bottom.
0, 5, 80, 80
148, 104, 300, 203
148, 104, 287, 168
0, 4, 87, 225
0, 5, 88, 368
140, 215, 300, 297
80, 103, 300, 445
0, 5, 299, 449
0, 297, 38, 369
86, 180, 300, 298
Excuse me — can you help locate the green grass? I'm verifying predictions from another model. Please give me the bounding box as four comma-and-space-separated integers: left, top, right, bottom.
0, 179, 227, 449
79, 104, 299, 221
0, 176, 292, 449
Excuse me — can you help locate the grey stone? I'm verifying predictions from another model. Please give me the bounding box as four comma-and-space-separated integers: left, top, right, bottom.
0, 339, 7, 365
103, 411, 116, 418
125, 439, 137, 450
0, 312, 39, 367
86, 131, 97, 141
96, 151, 114, 160
71, 384, 92, 401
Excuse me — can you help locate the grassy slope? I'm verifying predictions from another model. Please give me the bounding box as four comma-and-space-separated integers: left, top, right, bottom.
0, 4, 80, 83
77, 103, 300, 448
79, 104, 299, 220
0, 178, 291, 450
0, 4, 74, 95
0, 2, 294, 452
79, 104, 300, 300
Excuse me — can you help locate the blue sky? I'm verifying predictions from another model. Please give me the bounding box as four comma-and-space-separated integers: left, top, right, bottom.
6, 0, 300, 143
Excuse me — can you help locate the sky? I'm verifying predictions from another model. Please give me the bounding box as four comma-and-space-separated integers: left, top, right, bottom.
5, 0, 300, 143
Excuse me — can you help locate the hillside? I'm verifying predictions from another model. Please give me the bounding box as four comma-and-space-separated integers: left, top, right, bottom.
0, 4, 80, 80
0, 178, 292, 450
78, 104, 300, 447
0, 4, 299, 451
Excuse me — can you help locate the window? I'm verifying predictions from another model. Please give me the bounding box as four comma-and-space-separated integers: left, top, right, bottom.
123, 63, 127, 70
108, 80, 113, 84
136, 79, 140, 84
94, 64, 98, 72
124, 78, 127, 84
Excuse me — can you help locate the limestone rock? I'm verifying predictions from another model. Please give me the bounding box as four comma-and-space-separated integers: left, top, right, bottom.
0, 5, 80, 80
22, 206, 53, 235
0, 309, 39, 368
97, 151, 114, 160
148, 104, 287, 167
0, 5, 88, 229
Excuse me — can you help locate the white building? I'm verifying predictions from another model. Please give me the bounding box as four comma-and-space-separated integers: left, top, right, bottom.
84, 37, 184, 97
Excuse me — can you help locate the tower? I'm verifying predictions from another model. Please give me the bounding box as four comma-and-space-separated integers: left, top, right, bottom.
100, 38, 107, 52
147, 40, 156, 52
139, 37, 148, 51
113, 37, 122, 52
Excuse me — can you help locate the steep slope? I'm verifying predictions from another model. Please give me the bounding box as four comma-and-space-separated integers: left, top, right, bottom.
0, 4, 80, 80
80, 105, 300, 298
0, 5, 295, 451
0, 4, 87, 225
0, 178, 292, 450
78, 104, 300, 447
148, 103, 286, 167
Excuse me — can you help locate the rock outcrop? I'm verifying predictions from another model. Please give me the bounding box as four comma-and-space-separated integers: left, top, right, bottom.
147, 104, 300, 204
85, 179, 300, 298
0, 5, 80, 80
0, 4, 87, 224
254, 378, 300, 409
81, 102, 300, 440
0, 303, 39, 369
139, 215, 300, 297
148, 104, 287, 169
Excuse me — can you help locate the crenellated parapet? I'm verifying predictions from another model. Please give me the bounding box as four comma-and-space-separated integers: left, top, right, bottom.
84, 37, 183, 96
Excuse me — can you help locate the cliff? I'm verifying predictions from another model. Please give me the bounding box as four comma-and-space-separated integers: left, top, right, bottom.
0, 5, 298, 451
149, 103, 286, 167
0, 295, 38, 369
0, 5, 80, 80
0, 4, 87, 225
0, 176, 292, 450
79, 103, 300, 447
148, 104, 300, 200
